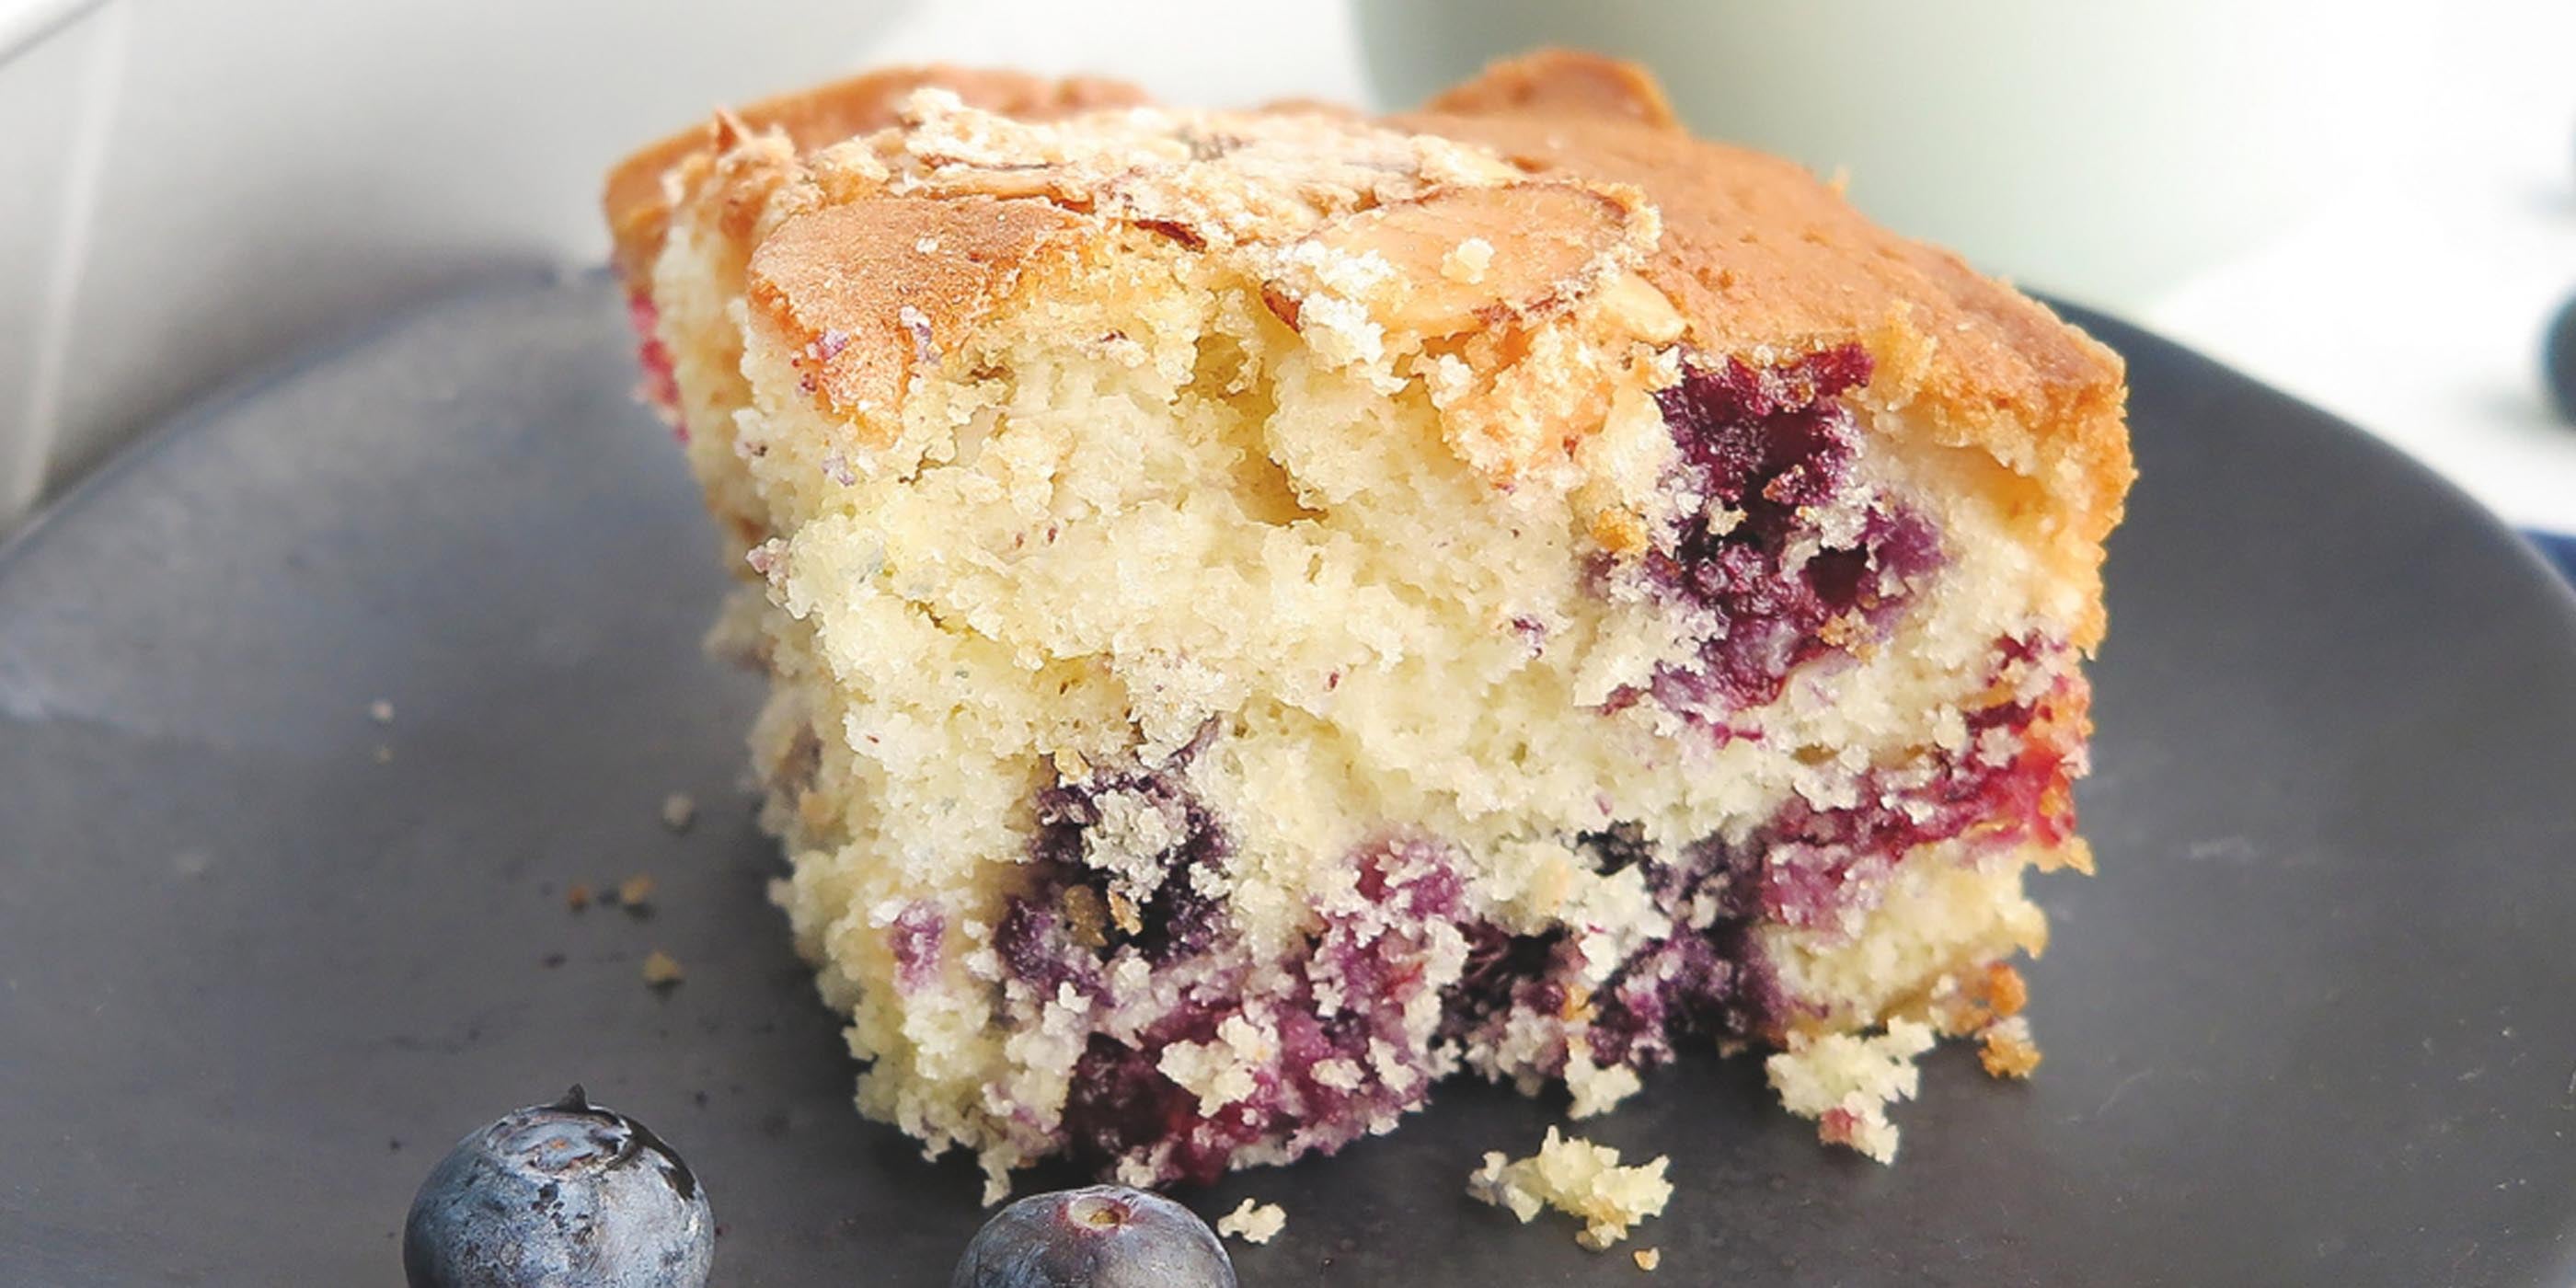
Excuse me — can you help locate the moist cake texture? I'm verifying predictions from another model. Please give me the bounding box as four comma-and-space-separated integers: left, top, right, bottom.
604, 51, 2130, 1196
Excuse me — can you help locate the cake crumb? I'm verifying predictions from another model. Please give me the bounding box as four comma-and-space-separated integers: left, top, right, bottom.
617, 873, 658, 910
661, 792, 697, 833
1982, 961, 2030, 1018
372, 743, 393, 764
1467, 1128, 1671, 1250
1978, 1016, 2043, 1079
367, 698, 395, 723
1059, 884, 1110, 949
1215, 1198, 1286, 1245
642, 949, 685, 989
1632, 1248, 1661, 1271
1933, 960, 2034, 1035
2038, 834, 2097, 874
566, 882, 593, 912
1564, 1046, 1643, 1120
1105, 890, 1144, 936
1765, 1019, 1937, 1163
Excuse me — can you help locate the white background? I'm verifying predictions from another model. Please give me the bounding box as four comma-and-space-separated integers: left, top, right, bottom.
3, 0, 2570, 535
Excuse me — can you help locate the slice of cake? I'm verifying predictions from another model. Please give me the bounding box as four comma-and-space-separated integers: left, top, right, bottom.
604, 50, 2130, 1196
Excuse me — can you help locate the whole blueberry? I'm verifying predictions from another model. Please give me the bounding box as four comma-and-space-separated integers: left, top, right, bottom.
403, 1086, 712, 1288
951, 1185, 1236, 1288
2546, 291, 2576, 424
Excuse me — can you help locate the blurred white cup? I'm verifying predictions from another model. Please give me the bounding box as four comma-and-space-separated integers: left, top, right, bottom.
1357, 0, 2429, 311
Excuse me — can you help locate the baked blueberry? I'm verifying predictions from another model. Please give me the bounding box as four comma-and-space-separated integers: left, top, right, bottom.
951, 1186, 1235, 1288
402, 1086, 712, 1288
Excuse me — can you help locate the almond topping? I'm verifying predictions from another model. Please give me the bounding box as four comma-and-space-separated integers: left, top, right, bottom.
1272, 182, 1645, 339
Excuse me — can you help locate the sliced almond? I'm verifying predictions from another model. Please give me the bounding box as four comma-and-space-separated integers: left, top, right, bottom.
926, 163, 1086, 203
1272, 181, 1645, 339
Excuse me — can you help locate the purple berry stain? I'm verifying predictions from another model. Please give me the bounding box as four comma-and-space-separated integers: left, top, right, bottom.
890, 902, 946, 991
1446, 637, 2089, 1073
1636, 344, 1941, 720
622, 293, 685, 441
1057, 835, 1464, 1186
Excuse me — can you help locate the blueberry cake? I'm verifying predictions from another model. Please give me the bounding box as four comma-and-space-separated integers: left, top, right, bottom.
604, 51, 2130, 1196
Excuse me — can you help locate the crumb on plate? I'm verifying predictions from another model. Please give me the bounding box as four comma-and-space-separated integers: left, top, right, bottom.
617, 873, 658, 909
1978, 1015, 2043, 1078
1467, 1128, 1670, 1251
1214, 1197, 1286, 1246
661, 791, 698, 833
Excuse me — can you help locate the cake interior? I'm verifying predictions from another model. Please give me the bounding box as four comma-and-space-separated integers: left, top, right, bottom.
620, 92, 2105, 1194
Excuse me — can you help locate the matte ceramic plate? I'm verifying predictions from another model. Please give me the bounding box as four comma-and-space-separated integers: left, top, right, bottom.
4, 271, 2572, 1287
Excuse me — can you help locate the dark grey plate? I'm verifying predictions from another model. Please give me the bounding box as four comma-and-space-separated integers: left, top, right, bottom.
4, 270, 2573, 1287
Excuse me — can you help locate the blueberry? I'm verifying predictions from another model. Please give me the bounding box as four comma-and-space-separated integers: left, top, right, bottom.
403, 1086, 712, 1288
951, 1186, 1236, 1288
2546, 292, 2576, 424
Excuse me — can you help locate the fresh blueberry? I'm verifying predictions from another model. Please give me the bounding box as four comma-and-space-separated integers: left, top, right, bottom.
951, 1185, 1236, 1288
403, 1086, 712, 1288
2545, 291, 2576, 424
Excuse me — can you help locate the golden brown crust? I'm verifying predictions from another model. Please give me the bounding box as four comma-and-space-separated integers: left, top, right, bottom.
631, 74, 1611, 447
1978, 1020, 2044, 1078
1419, 48, 1678, 129
605, 53, 2128, 647
1399, 52, 2130, 563
603, 65, 1144, 288
745, 195, 1089, 417
1260, 180, 1654, 339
